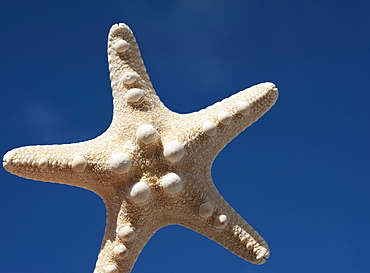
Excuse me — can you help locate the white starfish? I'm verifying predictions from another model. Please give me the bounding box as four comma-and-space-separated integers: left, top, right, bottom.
3, 23, 278, 273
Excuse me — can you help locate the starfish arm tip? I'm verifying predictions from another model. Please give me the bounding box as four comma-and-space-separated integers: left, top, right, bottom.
172, 183, 271, 266
108, 23, 154, 99
183, 82, 278, 158
2, 142, 105, 192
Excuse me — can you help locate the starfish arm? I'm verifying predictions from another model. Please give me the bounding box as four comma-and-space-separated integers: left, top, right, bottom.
106, 23, 173, 130
184, 201, 270, 265
168, 173, 270, 265
181, 82, 278, 160
93, 201, 163, 273
108, 23, 153, 93
2, 138, 116, 194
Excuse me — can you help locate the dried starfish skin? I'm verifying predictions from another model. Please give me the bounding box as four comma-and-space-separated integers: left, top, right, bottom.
3, 23, 278, 273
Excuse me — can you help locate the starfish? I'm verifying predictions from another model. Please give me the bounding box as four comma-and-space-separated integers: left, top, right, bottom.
3, 23, 278, 273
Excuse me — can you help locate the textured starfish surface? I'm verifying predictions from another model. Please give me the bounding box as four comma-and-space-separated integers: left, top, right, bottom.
3, 23, 278, 273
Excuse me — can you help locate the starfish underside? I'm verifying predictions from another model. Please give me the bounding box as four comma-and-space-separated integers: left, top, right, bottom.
3, 23, 278, 273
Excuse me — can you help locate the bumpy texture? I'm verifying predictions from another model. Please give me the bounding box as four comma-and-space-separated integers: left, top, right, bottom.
3, 23, 278, 273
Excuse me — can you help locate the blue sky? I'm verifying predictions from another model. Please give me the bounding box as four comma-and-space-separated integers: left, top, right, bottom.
0, 0, 369, 272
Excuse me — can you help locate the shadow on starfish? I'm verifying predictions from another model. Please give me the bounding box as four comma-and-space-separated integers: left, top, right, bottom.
3, 23, 278, 273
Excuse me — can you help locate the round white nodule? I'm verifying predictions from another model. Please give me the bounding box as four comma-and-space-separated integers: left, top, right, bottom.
161, 172, 183, 194
214, 214, 228, 229
217, 111, 232, 125
125, 88, 144, 102
129, 181, 151, 203
237, 101, 251, 116
121, 72, 139, 85
113, 244, 129, 259
163, 141, 185, 162
114, 39, 130, 53
202, 121, 217, 137
109, 153, 131, 174
118, 226, 136, 241
71, 155, 87, 172
38, 157, 48, 168
199, 202, 215, 218
136, 124, 159, 144
104, 265, 119, 273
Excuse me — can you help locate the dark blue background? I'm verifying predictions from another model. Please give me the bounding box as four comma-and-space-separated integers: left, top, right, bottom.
1, 1, 369, 272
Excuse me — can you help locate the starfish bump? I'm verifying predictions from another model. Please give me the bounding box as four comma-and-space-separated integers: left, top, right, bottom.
3, 23, 278, 273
